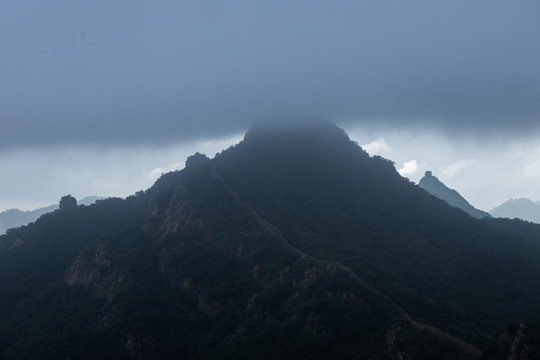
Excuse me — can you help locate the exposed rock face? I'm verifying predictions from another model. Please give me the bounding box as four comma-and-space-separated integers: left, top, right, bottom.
492, 324, 539, 360
385, 325, 412, 360
64, 242, 121, 300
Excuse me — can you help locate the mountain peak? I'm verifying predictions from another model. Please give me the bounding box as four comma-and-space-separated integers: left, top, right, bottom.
490, 197, 540, 223
418, 171, 490, 219
243, 118, 350, 146
235, 119, 370, 167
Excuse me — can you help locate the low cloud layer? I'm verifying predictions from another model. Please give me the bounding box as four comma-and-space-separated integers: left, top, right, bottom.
441, 159, 477, 180
362, 138, 392, 158
1, 1, 539, 149
398, 160, 423, 178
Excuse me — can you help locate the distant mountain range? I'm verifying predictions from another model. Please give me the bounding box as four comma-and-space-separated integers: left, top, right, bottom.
0, 196, 103, 235
416, 171, 540, 224
490, 198, 540, 223
418, 171, 491, 219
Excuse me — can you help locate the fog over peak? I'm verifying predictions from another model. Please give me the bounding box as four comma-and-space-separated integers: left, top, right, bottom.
1, 0, 539, 149
1, 1, 539, 211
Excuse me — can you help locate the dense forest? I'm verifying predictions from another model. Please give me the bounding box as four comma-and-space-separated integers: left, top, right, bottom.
0, 120, 539, 359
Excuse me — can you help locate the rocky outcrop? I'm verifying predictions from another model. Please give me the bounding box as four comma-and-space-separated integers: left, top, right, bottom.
492, 324, 539, 360
64, 242, 120, 300
418, 171, 490, 219
59, 195, 78, 211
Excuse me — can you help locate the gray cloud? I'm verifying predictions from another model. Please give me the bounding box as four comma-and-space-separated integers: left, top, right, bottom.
1, 0, 539, 149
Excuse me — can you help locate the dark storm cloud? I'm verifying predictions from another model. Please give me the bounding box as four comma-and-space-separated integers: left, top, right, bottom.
1, 0, 539, 148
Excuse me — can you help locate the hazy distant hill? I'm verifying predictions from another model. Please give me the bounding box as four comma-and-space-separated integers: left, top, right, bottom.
490, 198, 540, 223
1, 121, 540, 359
0, 196, 104, 235
418, 171, 491, 219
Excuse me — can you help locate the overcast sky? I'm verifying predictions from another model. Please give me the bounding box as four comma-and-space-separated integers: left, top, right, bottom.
1, 1, 539, 212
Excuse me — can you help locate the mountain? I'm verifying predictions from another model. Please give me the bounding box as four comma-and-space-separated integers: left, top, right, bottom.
490, 198, 540, 223
0, 204, 57, 235
1, 120, 540, 359
418, 171, 491, 219
0, 196, 104, 235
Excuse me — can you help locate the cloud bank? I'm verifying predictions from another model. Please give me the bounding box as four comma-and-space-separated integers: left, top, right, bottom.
1, 1, 539, 149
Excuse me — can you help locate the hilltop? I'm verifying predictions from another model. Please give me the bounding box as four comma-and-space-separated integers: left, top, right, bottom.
0, 196, 104, 235
418, 171, 491, 219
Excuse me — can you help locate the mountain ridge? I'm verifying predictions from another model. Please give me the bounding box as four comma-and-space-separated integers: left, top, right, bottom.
490, 197, 540, 223
0, 196, 104, 235
1, 120, 539, 359
418, 171, 491, 219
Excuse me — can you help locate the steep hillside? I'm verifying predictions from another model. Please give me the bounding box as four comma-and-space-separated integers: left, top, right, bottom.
1, 120, 540, 359
418, 171, 490, 219
213, 123, 540, 331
